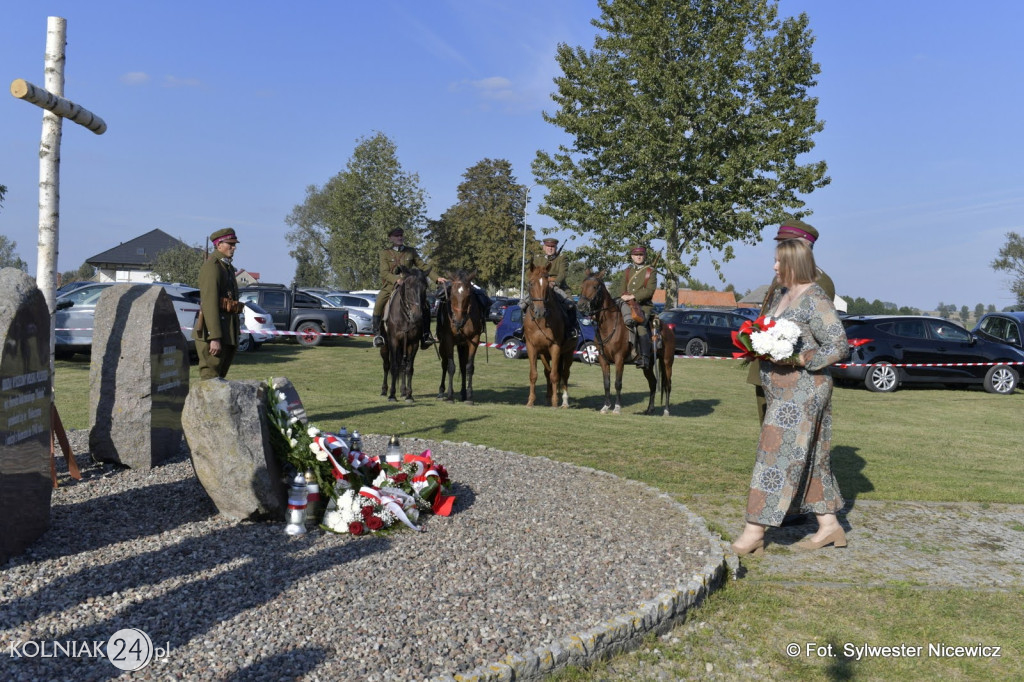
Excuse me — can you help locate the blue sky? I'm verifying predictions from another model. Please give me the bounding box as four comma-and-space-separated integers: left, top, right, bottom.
2, 0, 1022, 311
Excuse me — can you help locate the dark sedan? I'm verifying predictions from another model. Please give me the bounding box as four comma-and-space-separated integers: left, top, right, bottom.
659, 308, 754, 357
488, 297, 517, 323
832, 315, 1024, 394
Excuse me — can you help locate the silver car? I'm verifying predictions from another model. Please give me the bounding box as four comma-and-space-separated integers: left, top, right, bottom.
55, 282, 202, 358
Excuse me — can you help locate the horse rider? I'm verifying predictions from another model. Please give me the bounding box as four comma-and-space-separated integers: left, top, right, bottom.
609, 246, 656, 368
372, 227, 447, 350
519, 237, 578, 338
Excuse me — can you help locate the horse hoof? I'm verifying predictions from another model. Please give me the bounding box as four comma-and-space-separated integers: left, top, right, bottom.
405, 397, 414, 403
600, 406, 610, 414
388, 397, 397, 402
663, 408, 670, 417
613, 406, 621, 414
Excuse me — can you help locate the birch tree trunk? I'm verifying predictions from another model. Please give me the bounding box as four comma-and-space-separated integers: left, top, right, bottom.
38, 17, 65, 376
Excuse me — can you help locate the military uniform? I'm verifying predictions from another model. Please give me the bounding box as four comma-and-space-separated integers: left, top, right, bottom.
609, 247, 657, 367
194, 228, 242, 380
372, 228, 435, 348
520, 239, 576, 335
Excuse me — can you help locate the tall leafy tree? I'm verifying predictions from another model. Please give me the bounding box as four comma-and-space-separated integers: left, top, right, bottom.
0, 235, 27, 271
533, 0, 828, 302
58, 261, 96, 285
426, 159, 538, 292
150, 242, 204, 287
992, 231, 1024, 306
285, 132, 427, 290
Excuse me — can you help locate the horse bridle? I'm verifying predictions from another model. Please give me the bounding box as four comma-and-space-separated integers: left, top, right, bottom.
445, 280, 475, 331
578, 277, 621, 350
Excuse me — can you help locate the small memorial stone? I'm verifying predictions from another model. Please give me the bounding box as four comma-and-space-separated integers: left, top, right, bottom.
0, 268, 53, 563
182, 378, 292, 520
88, 285, 189, 469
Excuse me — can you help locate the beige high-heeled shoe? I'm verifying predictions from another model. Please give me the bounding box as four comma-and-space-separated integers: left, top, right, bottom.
792, 527, 847, 551
731, 537, 765, 556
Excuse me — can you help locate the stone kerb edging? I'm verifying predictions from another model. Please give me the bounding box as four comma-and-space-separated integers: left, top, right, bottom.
429, 443, 729, 682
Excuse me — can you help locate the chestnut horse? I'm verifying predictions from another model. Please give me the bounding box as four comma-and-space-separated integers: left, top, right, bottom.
576, 270, 675, 415
523, 261, 574, 408
380, 266, 428, 402
436, 270, 485, 404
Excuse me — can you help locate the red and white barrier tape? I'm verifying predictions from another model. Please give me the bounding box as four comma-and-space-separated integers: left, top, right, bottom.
54, 326, 1024, 368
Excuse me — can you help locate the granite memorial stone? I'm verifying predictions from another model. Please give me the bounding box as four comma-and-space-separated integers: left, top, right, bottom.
182, 378, 304, 520
0, 268, 53, 563
88, 285, 189, 469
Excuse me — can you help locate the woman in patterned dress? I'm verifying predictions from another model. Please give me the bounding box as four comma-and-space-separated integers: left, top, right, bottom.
731, 239, 849, 555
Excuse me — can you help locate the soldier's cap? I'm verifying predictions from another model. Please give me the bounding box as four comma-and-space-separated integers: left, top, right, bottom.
630, 246, 647, 255
775, 218, 818, 243
542, 238, 558, 246
210, 227, 239, 245
388, 227, 405, 237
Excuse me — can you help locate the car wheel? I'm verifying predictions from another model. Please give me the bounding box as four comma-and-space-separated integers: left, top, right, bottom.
579, 341, 600, 365
864, 363, 898, 392
237, 334, 253, 352
501, 339, 522, 359
347, 319, 358, 335
983, 365, 1018, 394
685, 337, 708, 357
296, 322, 324, 347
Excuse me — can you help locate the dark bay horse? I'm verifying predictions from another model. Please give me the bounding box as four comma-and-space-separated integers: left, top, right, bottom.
436, 270, 485, 404
576, 270, 675, 415
523, 262, 573, 408
380, 266, 429, 402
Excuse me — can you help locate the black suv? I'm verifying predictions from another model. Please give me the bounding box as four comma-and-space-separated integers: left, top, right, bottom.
832, 315, 1024, 394
973, 311, 1024, 351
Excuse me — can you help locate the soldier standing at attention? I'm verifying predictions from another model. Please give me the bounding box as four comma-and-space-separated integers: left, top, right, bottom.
609, 246, 657, 368
194, 227, 243, 380
371, 227, 446, 349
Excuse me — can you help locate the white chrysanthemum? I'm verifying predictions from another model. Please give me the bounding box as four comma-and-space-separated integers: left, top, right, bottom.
322, 510, 345, 532
307, 426, 321, 438
289, 438, 298, 447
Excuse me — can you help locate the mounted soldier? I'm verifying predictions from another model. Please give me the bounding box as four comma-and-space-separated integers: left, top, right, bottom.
608, 246, 656, 368
519, 237, 577, 340
372, 227, 446, 350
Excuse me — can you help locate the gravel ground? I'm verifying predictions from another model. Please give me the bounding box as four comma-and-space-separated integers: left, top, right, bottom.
1, 432, 722, 681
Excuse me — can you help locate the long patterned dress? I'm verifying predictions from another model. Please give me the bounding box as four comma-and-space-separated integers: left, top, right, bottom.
745, 283, 849, 526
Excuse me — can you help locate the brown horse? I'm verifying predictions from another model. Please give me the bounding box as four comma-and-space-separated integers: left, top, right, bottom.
523, 261, 574, 408
380, 266, 428, 402
576, 270, 675, 415
436, 270, 485, 404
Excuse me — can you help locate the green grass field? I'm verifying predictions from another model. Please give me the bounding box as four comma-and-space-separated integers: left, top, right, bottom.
53, 332, 1024, 679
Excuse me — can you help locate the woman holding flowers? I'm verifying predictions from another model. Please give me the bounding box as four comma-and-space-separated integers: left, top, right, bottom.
732, 239, 849, 555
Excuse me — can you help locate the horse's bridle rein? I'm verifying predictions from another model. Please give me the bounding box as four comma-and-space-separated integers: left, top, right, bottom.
578, 277, 621, 350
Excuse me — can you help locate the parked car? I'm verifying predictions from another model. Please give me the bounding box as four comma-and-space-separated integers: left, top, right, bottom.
488, 297, 517, 323
659, 308, 756, 357
832, 315, 1024, 394
494, 306, 599, 364
300, 289, 374, 335
54, 282, 202, 358
973, 311, 1024, 351
732, 307, 760, 320
238, 301, 277, 352
238, 284, 349, 347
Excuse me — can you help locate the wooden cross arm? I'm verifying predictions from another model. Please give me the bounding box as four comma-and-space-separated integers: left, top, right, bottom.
10, 78, 106, 135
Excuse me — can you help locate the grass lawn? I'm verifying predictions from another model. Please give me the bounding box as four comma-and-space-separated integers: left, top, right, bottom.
53, 332, 1024, 679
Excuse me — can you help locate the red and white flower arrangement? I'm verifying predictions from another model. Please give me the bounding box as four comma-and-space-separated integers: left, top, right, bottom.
732, 315, 802, 364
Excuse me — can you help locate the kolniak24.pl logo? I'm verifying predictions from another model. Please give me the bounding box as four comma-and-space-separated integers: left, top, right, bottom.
8, 628, 170, 671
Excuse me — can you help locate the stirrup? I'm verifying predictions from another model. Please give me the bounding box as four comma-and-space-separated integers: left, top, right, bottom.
373, 335, 385, 347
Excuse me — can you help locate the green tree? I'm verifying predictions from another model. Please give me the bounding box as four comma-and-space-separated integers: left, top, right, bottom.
533, 0, 828, 304
959, 305, 970, 326
426, 159, 537, 292
291, 243, 329, 288
285, 132, 427, 290
58, 261, 96, 286
974, 303, 985, 320
150, 242, 204, 287
991, 231, 1024, 306
0, 235, 27, 271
